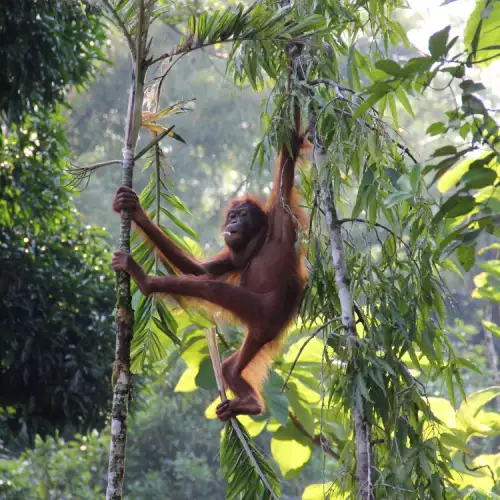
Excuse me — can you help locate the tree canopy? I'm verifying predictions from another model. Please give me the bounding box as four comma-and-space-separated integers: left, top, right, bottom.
0, 0, 499, 498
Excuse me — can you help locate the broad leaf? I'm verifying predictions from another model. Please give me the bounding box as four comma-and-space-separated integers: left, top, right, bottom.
270, 424, 313, 478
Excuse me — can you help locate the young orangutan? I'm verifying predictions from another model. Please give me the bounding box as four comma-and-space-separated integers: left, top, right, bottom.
111, 100, 309, 422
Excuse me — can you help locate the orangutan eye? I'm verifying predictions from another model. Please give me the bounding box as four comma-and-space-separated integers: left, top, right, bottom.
240, 210, 247, 216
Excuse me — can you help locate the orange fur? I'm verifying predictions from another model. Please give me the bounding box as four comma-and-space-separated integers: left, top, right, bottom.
125, 52, 310, 419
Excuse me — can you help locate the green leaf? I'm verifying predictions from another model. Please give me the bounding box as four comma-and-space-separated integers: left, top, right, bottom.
440, 432, 471, 453
459, 79, 486, 95
287, 385, 314, 436
433, 194, 475, 222
426, 122, 447, 136
410, 164, 423, 191
270, 424, 313, 479
458, 386, 500, 418
483, 320, 500, 338
221, 421, 281, 500
195, 357, 217, 389
462, 166, 497, 189
356, 373, 373, 403
405, 56, 434, 74
419, 451, 432, 479
353, 92, 386, 119
385, 191, 413, 207
464, 0, 500, 67
395, 87, 415, 117
433, 145, 457, 157
437, 156, 472, 193
429, 25, 451, 59
462, 93, 487, 116
263, 373, 289, 426
427, 397, 456, 427
388, 93, 399, 125
375, 59, 406, 77
160, 207, 199, 240
457, 357, 482, 374
441, 64, 465, 78
457, 243, 477, 271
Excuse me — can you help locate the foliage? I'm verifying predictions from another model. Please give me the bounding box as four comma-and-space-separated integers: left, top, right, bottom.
86, 2, 328, 497
220, 422, 281, 499
26, 0, 497, 498
473, 245, 500, 306
0, 0, 107, 127
129, 142, 199, 370
354, 0, 500, 266
302, 385, 500, 498
151, 0, 500, 497
223, 0, 469, 497
0, 385, 227, 500
0, 111, 115, 445
0, 432, 109, 500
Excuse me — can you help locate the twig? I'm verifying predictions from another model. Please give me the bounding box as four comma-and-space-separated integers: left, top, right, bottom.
65, 159, 123, 189
462, 453, 497, 485
353, 303, 368, 331
306, 78, 419, 165
215, 324, 231, 351
289, 412, 340, 460
281, 318, 341, 391
338, 218, 412, 254
134, 125, 175, 161
205, 327, 279, 500
148, 35, 312, 68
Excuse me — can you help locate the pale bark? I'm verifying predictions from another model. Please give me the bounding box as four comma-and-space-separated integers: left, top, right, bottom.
106, 71, 145, 500
313, 142, 374, 499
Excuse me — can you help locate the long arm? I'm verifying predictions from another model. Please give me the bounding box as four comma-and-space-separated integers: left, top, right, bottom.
135, 212, 234, 276
113, 186, 234, 276
265, 44, 309, 243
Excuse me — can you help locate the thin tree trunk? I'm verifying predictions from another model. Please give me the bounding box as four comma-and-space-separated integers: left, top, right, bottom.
106, 71, 144, 500
312, 141, 374, 499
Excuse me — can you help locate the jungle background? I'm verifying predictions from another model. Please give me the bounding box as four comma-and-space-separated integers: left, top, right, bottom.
0, 0, 499, 498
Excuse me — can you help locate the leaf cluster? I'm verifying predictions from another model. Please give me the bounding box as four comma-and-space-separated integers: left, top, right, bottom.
0, 0, 108, 127
0, 112, 115, 445
350, 2, 500, 261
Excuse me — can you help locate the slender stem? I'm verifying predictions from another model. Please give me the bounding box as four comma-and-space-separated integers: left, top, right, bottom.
288, 412, 340, 460
155, 143, 161, 276
105, 83, 136, 500
281, 318, 340, 391
106, 6, 148, 495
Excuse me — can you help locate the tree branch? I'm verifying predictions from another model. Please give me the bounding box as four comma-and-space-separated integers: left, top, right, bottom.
307, 78, 419, 165
281, 318, 341, 391
289, 412, 340, 460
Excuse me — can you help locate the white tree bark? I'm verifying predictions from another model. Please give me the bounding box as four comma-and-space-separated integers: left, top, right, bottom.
313, 142, 374, 499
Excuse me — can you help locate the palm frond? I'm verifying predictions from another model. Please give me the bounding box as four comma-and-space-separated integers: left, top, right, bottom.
150, 3, 325, 66
130, 140, 197, 370
205, 327, 281, 500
